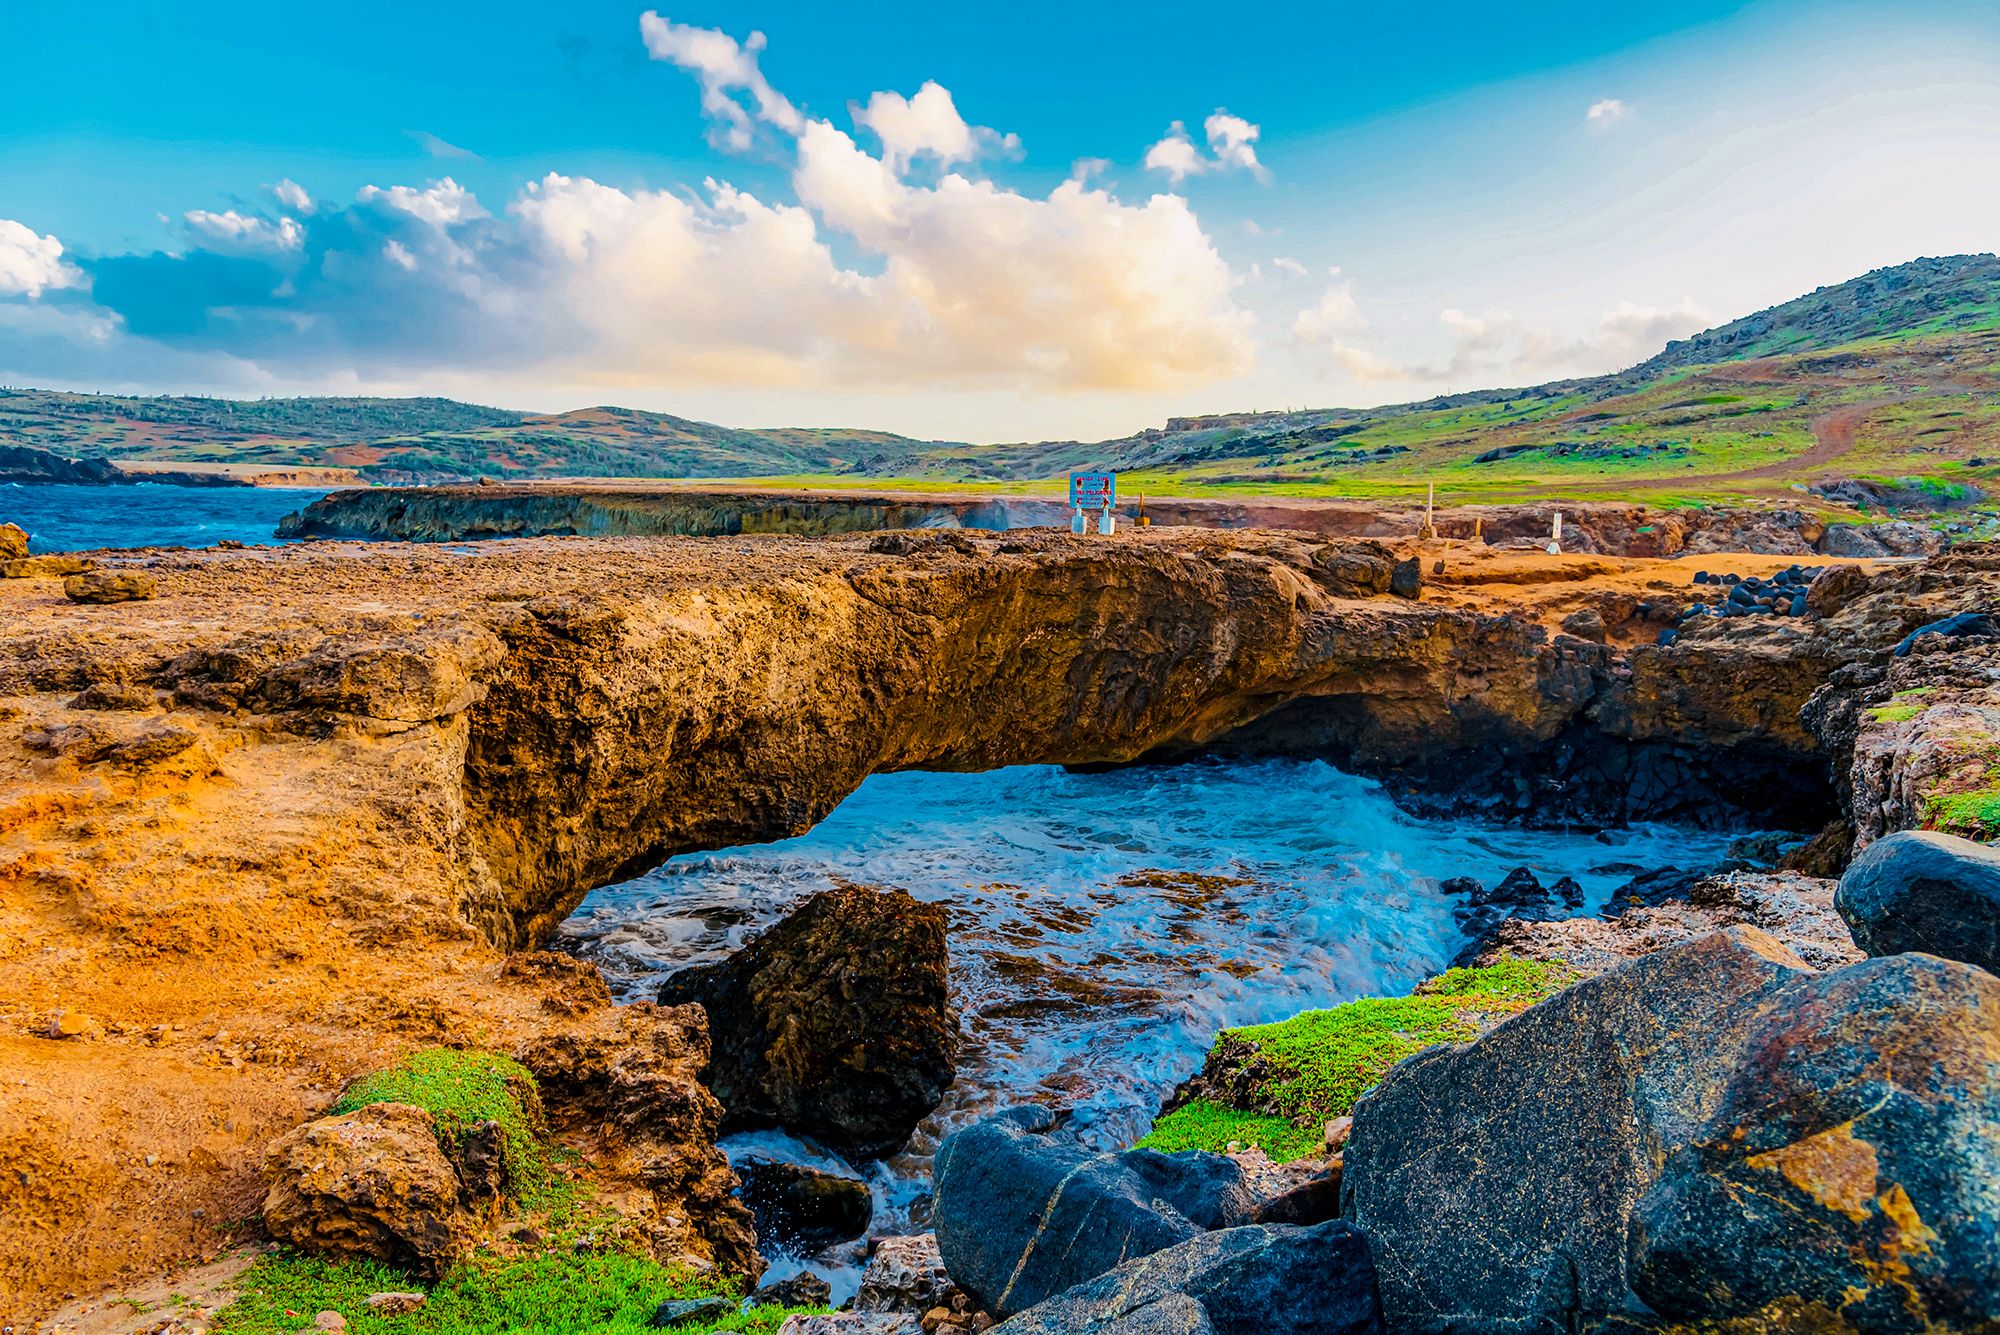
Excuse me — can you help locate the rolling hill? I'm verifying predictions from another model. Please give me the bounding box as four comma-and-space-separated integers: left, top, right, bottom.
4, 254, 1999, 511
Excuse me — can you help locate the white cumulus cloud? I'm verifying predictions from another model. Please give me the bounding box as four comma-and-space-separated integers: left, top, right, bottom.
184, 209, 305, 251
1144, 111, 1269, 183
48, 20, 1252, 400
0, 219, 81, 298
270, 179, 315, 214
356, 178, 488, 227
639, 12, 802, 150
851, 81, 1019, 174
1295, 281, 1710, 385
1587, 98, 1630, 129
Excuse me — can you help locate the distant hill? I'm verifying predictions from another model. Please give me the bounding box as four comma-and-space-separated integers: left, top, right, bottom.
4, 254, 1999, 509
1630, 253, 2000, 375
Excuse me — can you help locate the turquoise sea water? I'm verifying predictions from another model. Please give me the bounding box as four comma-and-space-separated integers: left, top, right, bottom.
1, 482, 324, 552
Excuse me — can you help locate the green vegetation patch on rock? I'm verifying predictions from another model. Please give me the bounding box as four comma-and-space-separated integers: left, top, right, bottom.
1139, 959, 1580, 1161
332, 1048, 549, 1198
212, 1249, 817, 1335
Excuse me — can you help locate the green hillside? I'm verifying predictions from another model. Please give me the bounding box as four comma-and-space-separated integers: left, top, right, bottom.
4, 254, 1999, 508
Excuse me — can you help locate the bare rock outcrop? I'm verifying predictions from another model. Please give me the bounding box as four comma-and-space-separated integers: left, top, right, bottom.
515, 1000, 760, 1277
659, 885, 956, 1158
261, 1102, 468, 1277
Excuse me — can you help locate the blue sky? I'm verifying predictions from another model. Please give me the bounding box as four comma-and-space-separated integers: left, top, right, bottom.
3, 1, 1998, 441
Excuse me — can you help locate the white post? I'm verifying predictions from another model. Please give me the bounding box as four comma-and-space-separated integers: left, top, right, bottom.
1097, 508, 1115, 536
1547, 512, 1563, 555
1072, 508, 1087, 536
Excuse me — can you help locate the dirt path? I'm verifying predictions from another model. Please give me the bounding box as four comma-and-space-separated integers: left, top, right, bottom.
1565, 399, 1895, 496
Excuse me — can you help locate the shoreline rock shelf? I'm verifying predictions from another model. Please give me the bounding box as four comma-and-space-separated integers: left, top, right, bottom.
5, 529, 1999, 1323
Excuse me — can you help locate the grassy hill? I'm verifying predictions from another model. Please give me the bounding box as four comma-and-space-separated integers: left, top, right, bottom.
4, 254, 1999, 509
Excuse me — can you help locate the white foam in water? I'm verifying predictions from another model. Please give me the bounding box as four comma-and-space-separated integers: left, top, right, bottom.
553, 758, 1750, 1297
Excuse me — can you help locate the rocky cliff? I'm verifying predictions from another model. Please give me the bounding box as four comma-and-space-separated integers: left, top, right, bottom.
278, 484, 1944, 559
0, 529, 1991, 1315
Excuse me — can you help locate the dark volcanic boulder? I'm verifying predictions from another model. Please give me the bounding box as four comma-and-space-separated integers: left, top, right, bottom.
658, 885, 956, 1158
1836, 829, 2000, 973
933, 1105, 1257, 1318
987, 1221, 1384, 1335
738, 1158, 873, 1250
1341, 928, 2000, 1333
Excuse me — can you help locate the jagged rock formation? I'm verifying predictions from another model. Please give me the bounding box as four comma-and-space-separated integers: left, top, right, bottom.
0, 531, 1992, 1314
261, 1102, 469, 1277
658, 886, 956, 1158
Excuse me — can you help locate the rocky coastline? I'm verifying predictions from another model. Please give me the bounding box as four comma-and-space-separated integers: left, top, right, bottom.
276, 483, 1952, 559
4, 525, 1997, 1330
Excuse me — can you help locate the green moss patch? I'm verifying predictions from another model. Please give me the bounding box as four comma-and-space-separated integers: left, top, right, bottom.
1135, 1099, 1326, 1162
211, 1250, 818, 1335
332, 1049, 548, 1197
1137, 959, 1579, 1162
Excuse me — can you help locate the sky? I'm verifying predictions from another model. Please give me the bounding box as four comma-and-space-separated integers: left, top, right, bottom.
2, 0, 1998, 443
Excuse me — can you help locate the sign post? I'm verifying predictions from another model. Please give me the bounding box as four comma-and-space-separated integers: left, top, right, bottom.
1069, 472, 1118, 537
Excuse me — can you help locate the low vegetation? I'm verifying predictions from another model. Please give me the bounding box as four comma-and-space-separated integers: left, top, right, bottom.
331, 1048, 549, 1198
8, 256, 2000, 507
215, 1076, 818, 1335
211, 1249, 815, 1335
1138, 958, 1581, 1161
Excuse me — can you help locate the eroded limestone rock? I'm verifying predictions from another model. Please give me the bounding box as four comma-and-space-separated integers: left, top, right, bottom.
63, 570, 156, 604
515, 1002, 760, 1277
261, 1102, 466, 1277
659, 885, 956, 1158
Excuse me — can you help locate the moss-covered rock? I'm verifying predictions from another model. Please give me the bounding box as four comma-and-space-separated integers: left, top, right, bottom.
332, 1048, 549, 1199
1140, 959, 1579, 1161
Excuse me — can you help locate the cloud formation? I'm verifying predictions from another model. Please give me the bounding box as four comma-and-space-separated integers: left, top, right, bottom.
184, 210, 305, 251
851, 81, 1019, 173
406, 129, 477, 159
1144, 112, 1268, 183
0, 219, 81, 298
638, 11, 802, 150
1587, 98, 1629, 128
1295, 282, 1708, 384
22, 19, 1252, 397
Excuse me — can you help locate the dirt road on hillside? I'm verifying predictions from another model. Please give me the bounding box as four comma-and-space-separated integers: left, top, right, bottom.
1566, 399, 1893, 496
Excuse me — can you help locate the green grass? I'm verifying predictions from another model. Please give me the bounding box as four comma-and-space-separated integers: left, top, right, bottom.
1134, 1099, 1327, 1161
211, 1250, 817, 1335
1136, 959, 1579, 1162
332, 1049, 549, 1198
1924, 754, 2000, 840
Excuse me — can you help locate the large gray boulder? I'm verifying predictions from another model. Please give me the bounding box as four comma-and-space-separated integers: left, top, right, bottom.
988, 1221, 1383, 1335
932, 1105, 1257, 1319
1341, 928, 2000, 1334
1836, 829, 2000, 973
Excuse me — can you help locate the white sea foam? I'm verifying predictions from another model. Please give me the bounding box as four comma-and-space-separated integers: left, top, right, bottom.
554, 758, 1750, 1293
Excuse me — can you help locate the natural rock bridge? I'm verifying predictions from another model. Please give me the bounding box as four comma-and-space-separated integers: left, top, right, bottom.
1, 528, 1991, 1310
